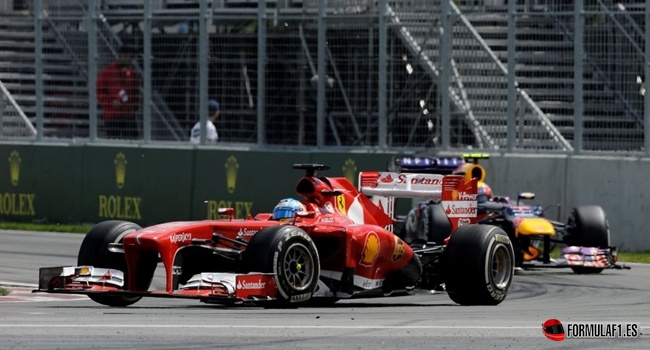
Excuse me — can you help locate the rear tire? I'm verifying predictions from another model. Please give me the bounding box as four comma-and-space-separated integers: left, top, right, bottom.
78, 220, 153, 307
244, 225, 320, 305
426, 203, 453, 244
443, 225, 514, 305
403, 201, 452, 244
565, 206, 610, 274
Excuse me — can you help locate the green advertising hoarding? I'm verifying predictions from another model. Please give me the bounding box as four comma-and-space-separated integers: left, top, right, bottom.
0, 144, 398, 225
0, 144, 84, 223
191, 150, 397, 220
81, 146, 194, 226
192, 150, 312, 220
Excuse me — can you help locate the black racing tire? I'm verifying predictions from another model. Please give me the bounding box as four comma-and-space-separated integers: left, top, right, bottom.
77, 220, 151, 307
443, 225, 515, 306
567, 206, 610, 247
243, 225, 320, 305
383, 253, 423, 293
426, 203, 453, 244
566, 206, 610, 274
403, 201, 452, 244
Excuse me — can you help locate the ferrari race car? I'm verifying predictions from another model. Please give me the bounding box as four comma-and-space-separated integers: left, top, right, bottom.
35, 164, 515, 307
394, 154, 629, 274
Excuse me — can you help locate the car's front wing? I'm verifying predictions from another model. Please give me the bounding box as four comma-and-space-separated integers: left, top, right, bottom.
34, 266, 280, 303
522, 246, 630, 270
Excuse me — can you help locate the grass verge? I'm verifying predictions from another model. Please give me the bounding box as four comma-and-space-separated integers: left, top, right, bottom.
0, 286, 9, 296
617, 252, 650, 264
0, 222, 92, 234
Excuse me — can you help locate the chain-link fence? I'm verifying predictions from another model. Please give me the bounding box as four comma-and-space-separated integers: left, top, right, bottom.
0, 0, 648, 154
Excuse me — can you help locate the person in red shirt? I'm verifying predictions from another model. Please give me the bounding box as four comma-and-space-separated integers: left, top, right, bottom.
96, 45, 141, 139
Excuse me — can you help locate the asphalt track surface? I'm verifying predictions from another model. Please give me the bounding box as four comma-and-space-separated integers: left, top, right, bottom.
1, 230, 649, 349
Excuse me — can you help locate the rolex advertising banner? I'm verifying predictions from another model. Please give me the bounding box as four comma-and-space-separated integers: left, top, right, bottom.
192, 151, 396, 220
0, 145, 84, 223
80, 146, 194, 226
0, 144, 396, 226
192, 150, 312, 220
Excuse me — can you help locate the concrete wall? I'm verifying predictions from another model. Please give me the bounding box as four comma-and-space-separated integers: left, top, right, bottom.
0, 144, 648, 251
476, 153, 649, 251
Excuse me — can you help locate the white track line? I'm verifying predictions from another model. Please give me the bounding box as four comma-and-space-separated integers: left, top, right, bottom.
0, 325, 647, 330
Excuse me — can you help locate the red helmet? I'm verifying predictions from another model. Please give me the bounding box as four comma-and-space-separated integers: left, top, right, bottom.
542, 319, 565, 341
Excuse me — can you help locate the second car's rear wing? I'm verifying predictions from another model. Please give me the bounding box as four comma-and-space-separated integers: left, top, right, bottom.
358, 172, 478, 231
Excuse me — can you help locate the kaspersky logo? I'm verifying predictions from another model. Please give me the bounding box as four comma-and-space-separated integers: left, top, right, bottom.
8, 150, 21, 187
114, 152, 127, 189
225, 155, 239, 194
342, 158, 357, 185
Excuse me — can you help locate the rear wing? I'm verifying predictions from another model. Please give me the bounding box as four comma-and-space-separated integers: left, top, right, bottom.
358, 171, 478, 231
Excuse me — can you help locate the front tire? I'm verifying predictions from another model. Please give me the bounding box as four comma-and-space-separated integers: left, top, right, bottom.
565, 206, 610, 274
78, 220, 153, 307
243, 225, 320, 305
443, 225, 514, 305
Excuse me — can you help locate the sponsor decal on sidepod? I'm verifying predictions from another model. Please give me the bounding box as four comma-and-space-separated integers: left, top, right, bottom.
170, 233, 192, 243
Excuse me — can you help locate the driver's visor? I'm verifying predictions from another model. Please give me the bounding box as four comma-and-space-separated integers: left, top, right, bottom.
543, 324, 565, 334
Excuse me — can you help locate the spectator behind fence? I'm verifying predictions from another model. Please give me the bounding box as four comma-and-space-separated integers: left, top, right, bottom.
96, 45, 141, 139
190, 99, 220, 144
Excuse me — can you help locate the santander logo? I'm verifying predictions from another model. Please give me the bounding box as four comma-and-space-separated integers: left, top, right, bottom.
379, 174, 394, 183
236, 280, 266, 290
237, 228, 258, 237
396, 174, 441, 185
170, 232, 192, 243
445, 204, 477, 216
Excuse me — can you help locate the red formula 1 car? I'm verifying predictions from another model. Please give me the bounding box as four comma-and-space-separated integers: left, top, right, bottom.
36, 164, 515, 307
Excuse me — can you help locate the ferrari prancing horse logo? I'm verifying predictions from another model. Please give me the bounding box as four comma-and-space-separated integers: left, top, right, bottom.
336, 195, 346, 214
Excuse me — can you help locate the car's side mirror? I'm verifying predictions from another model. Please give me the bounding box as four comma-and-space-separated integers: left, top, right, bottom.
218, 207, 235, 221
295, 210, 316, 219
517, 192, 535, 205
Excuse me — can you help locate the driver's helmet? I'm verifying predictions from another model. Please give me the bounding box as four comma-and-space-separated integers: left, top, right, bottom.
477, 181, 493, 203
272, 198, 306, 221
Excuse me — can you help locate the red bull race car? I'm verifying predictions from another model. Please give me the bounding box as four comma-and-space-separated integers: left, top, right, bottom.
393, 154, 630, 274
36, 164, 515, 307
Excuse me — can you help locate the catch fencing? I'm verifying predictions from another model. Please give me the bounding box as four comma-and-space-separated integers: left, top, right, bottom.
0, 0, 648, 154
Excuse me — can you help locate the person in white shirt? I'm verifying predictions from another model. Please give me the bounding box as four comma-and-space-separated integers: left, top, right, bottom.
190, 99, 220, 144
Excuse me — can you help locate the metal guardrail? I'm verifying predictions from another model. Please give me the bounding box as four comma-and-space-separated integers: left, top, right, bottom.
1, 0, 647, 154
